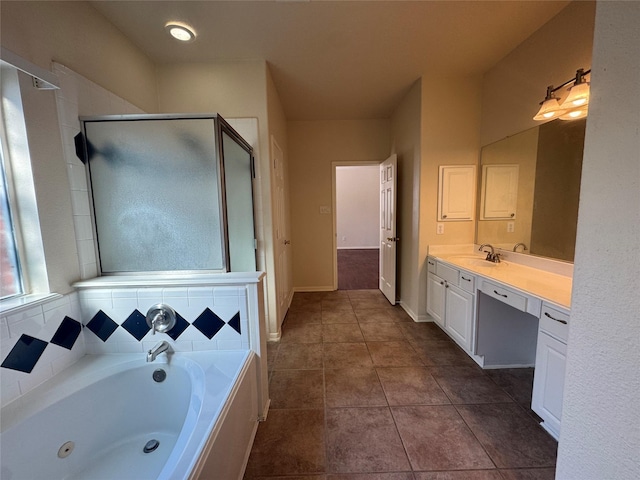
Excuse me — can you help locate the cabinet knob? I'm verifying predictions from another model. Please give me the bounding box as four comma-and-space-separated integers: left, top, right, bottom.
442, 214, 448, 219
284, 240, 291, 245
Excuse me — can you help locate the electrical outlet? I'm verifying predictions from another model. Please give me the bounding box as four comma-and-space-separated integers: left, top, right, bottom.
507, 222, 515, 233
319, 205, 331, 214
436, 223, 445, 235
341, 236, 346, 241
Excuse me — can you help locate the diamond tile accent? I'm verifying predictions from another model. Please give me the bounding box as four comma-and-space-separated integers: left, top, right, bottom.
193, 308, 226, 339
86, 310, 118, 342
50, 316, 82, 350
166, 313, 190, 341
228, 312, 242, 334
121, 310, 150, 341
1, 334, 48, 373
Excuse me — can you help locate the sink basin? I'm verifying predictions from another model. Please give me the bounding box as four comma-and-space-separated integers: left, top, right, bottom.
444, 255, 501, 268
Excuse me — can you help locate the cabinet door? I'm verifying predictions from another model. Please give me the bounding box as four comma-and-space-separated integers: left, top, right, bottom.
444, 284, 474, 352
427, 273, 446, 328
438, 165, 476, 221
532, 331, 567, 438
480, 164, 519, 220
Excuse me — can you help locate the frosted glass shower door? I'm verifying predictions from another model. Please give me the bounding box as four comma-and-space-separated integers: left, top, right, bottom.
84, 118, 226, 273
221, 129, 257, 272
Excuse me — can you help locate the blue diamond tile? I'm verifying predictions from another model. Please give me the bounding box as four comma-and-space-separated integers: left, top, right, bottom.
86, 310, 118, 342
166, 312, 189, 341
1, 335, 48, 373
121, 310, 150, 341
228, 312, 242, 335
50, 316, 82, 350
192, 308, 225, 339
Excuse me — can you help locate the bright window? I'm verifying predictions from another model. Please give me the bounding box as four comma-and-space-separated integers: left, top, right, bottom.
0, 139, 23, 298
0, 59, 49, 301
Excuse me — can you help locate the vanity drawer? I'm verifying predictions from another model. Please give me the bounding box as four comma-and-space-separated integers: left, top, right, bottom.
427, 256, 437, 274
458, 272, 476, 293
436, 262, 459, 285
539, 304, 569, 343
482, 280, 527, 312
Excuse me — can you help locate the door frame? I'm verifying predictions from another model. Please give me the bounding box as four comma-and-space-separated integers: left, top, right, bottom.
331, 161, 384, 290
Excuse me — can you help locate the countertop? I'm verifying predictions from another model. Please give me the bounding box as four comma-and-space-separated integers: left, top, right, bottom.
432, 252, 572, 309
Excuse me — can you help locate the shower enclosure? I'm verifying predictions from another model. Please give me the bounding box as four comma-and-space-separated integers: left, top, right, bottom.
77, 114, 256, 274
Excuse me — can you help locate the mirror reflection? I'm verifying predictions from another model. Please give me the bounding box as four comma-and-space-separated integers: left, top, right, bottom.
476, 119, 586, 262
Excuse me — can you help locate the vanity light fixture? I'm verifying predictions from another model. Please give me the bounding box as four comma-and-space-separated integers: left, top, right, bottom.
533, 68, 591, 121
165, 22, 197, 42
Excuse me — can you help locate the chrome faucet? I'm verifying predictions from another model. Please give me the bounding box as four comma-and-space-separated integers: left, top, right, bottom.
147, 340, 172, 362
513, 242, 528, 253
478, 243, 501, 263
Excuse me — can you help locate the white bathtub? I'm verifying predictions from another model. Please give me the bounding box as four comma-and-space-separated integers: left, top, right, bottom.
0, 350, 258, 480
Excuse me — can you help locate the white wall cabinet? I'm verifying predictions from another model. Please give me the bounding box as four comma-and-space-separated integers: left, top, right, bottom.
438, 166, 476, 221
532, 303, 570, 440
426, 257, 476, 353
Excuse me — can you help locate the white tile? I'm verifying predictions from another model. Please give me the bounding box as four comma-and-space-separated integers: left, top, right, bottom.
216, 340, 243, 350
212, 286, 243, 296
80, 289, 112, 300
73, 215, 94, 241
67, 163, 88, 191
188, 297, 213, 313
41, 295, 71, 312
70, 190, 91, 216
51, 350, 82, 376
161, 297, 189, 314
192, 340, 218, 352
188, 287, 214, 298
1, 380, 20, 408
80, 262, 98, 279
6, 305, 44, 325
8, 313, 46, 339
43, 305, 70, 326
77, 239, 96, 264
213, 296, 240, 308
117, 341, 144, 354
111, 297, 139, 312
163, 288, 189, 298
137, 288, 164, 300
85, 341, 115, 355
18, 361, 54, 396
111, 288, 137, 298
168, 340, 193, 352
0, 317, 9, 340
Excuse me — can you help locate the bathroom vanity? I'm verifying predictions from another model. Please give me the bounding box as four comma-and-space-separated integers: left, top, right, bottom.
426, 247, 571, 439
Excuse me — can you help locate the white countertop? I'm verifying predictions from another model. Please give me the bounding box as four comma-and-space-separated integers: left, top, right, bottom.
432, 252, 572, 309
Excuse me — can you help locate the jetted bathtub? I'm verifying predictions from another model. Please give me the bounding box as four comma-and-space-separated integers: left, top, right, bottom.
0, 350, 258, 480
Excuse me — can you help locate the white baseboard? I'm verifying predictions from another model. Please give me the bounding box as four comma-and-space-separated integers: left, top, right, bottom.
337, 247, 379, 250
398, 302, 430, 323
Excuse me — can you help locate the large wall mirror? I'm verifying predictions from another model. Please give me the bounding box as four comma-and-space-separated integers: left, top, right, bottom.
476, 118, 586, 262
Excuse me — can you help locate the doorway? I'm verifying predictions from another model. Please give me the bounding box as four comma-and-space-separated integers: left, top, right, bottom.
333, 163, 380, 290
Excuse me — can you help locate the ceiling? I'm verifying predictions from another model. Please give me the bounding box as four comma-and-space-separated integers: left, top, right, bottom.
90, 1, 570, 120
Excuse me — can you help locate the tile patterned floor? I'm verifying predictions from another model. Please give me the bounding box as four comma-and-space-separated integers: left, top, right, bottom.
245, 290, 557, 480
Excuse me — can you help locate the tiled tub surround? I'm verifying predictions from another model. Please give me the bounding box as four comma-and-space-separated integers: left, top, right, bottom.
1, 293, 84, 407
1, 349, 258, 479
74, 272, 269, 418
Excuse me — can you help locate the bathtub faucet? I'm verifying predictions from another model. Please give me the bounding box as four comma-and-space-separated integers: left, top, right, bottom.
147, 341, 172, 362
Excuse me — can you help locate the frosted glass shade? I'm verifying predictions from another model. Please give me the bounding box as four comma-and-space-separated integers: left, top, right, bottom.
533, 98, 567, 121
560, 82, 590, 108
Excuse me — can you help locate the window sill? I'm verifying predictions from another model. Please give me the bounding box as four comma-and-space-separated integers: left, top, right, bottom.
0, 293, 62, 316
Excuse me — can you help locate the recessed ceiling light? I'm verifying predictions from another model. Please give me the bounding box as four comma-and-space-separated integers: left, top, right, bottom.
165, 22, 196, 42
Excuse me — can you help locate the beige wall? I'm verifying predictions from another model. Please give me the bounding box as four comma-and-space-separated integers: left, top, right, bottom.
419, 75, 483, 315
1, 1, 158, 113
288, 120, 390, 290
390, 79, 422, 317
480, 1, 595, 146
1, 1, 158, 293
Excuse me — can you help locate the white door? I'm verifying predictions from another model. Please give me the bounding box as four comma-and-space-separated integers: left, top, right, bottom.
379, 154, 398, 304
271, 136, 293, 329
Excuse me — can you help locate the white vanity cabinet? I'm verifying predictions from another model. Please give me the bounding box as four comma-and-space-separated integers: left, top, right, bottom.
532, 303, 570, 440
426, 257, 476, 353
